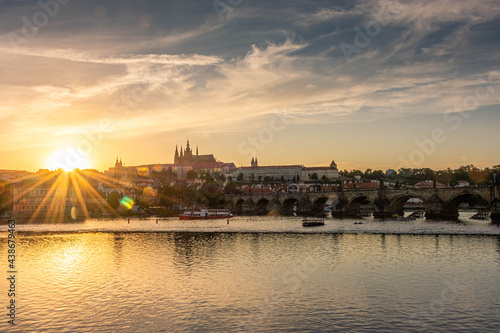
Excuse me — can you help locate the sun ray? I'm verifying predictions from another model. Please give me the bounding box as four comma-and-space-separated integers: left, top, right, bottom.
42, 173, 65, 223
72, 171, 121, 218
80, 169, 144, 193
69, 171, 90, 219
15, 170, 60, 201
28, 171, 66, 223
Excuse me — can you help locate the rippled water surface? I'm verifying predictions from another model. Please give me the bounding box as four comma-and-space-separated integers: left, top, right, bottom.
1, 216, 500, 332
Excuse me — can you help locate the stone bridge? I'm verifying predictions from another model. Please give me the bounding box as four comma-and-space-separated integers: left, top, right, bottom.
224, 185, 500, 223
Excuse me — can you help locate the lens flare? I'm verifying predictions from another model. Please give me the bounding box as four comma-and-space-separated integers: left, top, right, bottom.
70, 206, 77, 219
120, 196, 134, 210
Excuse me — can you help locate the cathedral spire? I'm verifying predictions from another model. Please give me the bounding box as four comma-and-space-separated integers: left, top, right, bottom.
186, 138, 190, 149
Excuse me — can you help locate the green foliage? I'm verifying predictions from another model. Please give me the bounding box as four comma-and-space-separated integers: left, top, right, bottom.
106, 191, 121, 209
0, 182, 13, 215
201, 182, 223, 208
186, 170, 197, 179
224, 181, 241, 195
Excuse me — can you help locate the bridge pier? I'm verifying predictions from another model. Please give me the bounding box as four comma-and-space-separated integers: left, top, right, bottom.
491, 198, 500, 224
241, 200, 255, 214
424, 194, 459, 220
267, 200, 281, 215
373, 197, 395, 219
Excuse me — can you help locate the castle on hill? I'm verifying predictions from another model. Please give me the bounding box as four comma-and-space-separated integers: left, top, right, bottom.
174, 139, 217, 166
106, 138, 338, 182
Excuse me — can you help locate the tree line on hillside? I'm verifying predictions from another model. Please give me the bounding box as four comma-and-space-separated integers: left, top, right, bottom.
341, 165, 500, 186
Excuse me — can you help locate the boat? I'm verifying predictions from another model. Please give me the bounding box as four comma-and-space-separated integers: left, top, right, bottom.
470, 211, 490, 220
179, 209, 233, 220
302, 219, 325, 227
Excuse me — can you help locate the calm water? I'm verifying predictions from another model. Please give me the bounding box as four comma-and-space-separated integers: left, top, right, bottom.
1, 215, 500, 332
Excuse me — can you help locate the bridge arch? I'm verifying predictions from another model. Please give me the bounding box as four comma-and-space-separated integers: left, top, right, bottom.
255, 198, 269, 215
312, 197, 328, 215
235, 198, 244, 215
388, 194, 427, 216
345, 195, 372, 214
445, 192, 490, 212
281, 197, 298, 216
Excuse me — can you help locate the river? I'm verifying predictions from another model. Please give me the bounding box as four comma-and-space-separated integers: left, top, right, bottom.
1, 214, 499, 332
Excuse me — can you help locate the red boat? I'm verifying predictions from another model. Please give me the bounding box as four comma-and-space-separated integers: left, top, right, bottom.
179, 209, 234, 220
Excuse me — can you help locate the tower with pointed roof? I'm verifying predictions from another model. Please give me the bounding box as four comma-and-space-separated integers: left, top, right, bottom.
174, 145, 179, 164
184, 138, 193, 161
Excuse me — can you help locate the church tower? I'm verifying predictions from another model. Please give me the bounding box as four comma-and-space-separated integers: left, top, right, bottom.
184, 138, 192, 161
174, 145, 179, 164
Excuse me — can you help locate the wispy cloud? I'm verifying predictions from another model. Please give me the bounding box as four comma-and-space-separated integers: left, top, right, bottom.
0, 0, 499, 170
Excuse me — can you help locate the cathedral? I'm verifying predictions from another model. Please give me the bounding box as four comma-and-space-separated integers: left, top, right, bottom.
174, 139, 217, 166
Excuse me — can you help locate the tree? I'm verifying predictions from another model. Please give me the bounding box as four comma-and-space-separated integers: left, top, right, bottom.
201, 182, 223, 208
107, 191, 121, 209
309, 173, 318, 180
186, 170, 197, 180
224, 181, 241, 195
237, 173, 244, 182
263, 176, 272, 183
0, 182, 12, 216
158, 184, 179, 209
371, 170, 385, 180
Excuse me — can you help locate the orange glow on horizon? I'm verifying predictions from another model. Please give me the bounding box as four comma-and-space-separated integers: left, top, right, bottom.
45, 148, 93, 172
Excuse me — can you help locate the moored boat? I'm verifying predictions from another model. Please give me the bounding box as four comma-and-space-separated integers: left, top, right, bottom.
179, 209, 233, 220
302, 219, 325, 227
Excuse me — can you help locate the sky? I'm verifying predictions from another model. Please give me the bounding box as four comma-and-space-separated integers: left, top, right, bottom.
0, 0, 499, 172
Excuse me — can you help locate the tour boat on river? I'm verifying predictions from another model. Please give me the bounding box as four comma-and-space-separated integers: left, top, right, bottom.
179, 209, 234, 220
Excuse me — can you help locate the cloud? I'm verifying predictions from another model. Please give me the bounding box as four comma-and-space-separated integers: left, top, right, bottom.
1, 0, 499, 170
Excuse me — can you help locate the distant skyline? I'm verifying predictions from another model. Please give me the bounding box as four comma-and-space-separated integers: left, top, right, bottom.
1, 0, 499, 172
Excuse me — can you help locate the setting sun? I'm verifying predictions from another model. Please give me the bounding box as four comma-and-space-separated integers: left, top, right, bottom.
45, 148, 93, 171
